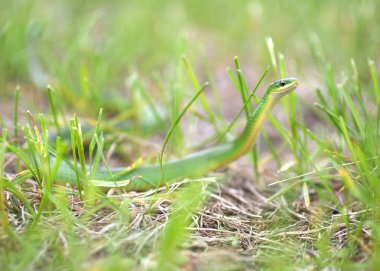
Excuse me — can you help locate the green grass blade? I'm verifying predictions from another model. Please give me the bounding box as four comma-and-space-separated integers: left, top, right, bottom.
234, 56, 252, 117
159, 83, 208, 184
156, 181, 207, 270
216, 67, 269, 143
182, 55, 220, 135
13, 87, 20, 145
265, 37, 279, 77
47, 85, 61, 135
0, 129, 9, 230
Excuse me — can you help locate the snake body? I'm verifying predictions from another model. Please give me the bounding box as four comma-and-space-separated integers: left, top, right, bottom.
54, 78, 299, 190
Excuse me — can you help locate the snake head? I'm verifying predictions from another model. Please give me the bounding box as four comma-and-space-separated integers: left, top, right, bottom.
269, 78, 299, 98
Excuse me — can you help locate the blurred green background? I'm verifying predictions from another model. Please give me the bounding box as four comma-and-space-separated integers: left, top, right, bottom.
1, 0, 379, 114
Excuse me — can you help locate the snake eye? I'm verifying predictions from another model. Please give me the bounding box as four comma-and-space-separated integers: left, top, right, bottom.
280, 81, 286, 87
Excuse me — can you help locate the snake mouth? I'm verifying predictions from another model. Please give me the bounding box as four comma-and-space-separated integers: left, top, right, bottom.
290, 80, 299, 91
291, 79, 299, 88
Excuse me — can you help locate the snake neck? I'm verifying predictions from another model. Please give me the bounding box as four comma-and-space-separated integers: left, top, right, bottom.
232, 93, 278, 157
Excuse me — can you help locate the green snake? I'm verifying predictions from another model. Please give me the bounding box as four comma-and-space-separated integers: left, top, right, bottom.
53, 78, 299, 190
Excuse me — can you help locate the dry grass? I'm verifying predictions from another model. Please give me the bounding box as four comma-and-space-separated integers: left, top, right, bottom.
2, 155, 372, 270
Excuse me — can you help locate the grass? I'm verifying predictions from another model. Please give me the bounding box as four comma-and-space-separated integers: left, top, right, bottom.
1, 0, 380, 270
